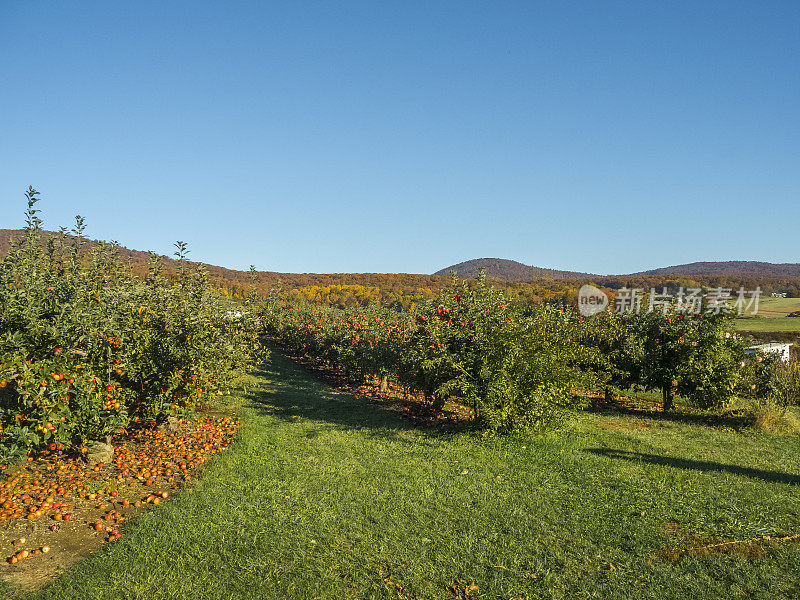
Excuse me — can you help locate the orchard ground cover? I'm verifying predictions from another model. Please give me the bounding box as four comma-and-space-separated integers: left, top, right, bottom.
0, 413, 238, 593
11, 350, 800, 600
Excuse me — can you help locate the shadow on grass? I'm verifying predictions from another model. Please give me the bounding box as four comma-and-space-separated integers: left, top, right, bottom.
585, 405, 753, 431
244, 351, 432, 440
586, 448, 800, 485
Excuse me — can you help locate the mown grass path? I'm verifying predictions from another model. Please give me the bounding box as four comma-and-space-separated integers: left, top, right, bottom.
21, 352, 800, 599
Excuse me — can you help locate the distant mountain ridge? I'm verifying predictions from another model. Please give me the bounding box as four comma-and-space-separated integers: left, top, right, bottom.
435, 258, 800, 281
434, 258, 594, 280
630, 261, 800, 277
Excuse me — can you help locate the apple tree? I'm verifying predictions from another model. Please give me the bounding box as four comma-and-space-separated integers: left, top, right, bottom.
629, 308, 742, 411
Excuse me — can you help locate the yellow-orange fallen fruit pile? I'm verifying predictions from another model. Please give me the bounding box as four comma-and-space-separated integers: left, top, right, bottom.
7, 542, 49, 565
1, 415, 238, 563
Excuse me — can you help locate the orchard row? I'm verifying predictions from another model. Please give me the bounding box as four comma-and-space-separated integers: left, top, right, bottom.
261, 276, 795, 430
0, 188, 261, 458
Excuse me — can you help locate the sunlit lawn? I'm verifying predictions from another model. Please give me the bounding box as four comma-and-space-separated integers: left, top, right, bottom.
19, 351, 800, 600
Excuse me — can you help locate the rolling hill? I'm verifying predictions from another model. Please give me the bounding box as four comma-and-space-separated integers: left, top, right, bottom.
436, 258, 800, 282
630, 261, 800, 277
434, 258, 593, 280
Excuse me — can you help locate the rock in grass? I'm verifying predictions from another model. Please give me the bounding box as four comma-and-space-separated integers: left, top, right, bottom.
157, 416, 179, 432
86, 442, 114, 466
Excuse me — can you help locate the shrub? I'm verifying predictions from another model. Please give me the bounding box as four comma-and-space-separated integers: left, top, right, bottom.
739, 354, 800, 409
769, 359, 800, 408
612, 309, 742, 411
0, 188, 260, 458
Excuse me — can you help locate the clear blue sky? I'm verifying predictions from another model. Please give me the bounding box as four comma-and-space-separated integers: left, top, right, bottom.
2, 1, 798, 275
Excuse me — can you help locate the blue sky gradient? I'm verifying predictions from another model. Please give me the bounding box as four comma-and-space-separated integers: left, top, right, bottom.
2, 1, 798, 274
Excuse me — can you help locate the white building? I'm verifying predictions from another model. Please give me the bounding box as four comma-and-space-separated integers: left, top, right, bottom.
744, 342, 793, 362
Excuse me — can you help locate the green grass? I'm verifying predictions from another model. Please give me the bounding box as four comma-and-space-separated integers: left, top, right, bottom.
749, 297, 800, 319
734, 297, 800, 334
19, 351, 800, 600
735, 317, 800, 333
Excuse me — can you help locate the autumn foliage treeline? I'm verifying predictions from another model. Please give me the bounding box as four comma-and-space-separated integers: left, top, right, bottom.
0, 229, 549, 308
5, 230, 800, 310
0, 189, 261, 460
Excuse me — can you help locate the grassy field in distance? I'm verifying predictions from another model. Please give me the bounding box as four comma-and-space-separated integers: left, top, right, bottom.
734, 297, 800, 334
750, 297, 800, 318
735, 318, 800, 333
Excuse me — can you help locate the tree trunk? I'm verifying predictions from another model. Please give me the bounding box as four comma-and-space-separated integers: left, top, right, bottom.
431, 394, 445, 414
662, 386, 675, 412
379, 375, 388, 394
